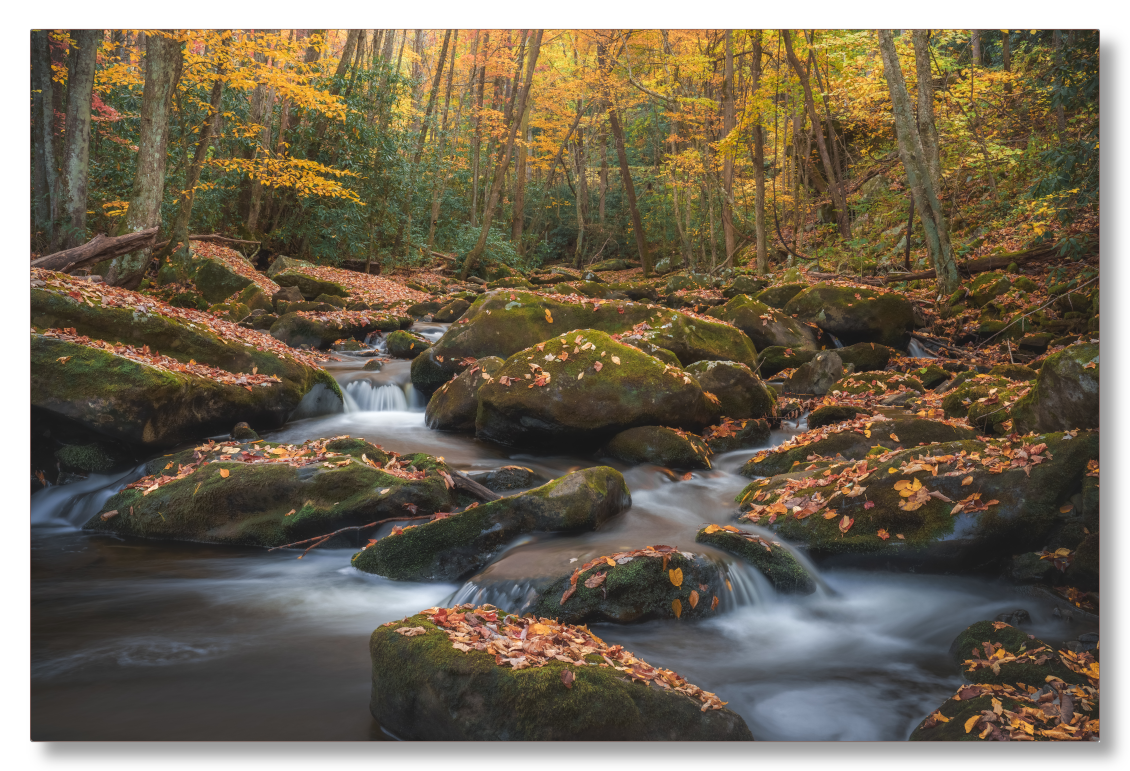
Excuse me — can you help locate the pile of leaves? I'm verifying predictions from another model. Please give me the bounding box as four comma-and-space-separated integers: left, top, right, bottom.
190, 241, 280, 295
281, 261, 430, 307
557, 544, 717, 617
919, 626, 1099, 741
31, 268, 329, 369
39, 327, 283, 390
295, 308, 395, 327
391, 603, 730, 712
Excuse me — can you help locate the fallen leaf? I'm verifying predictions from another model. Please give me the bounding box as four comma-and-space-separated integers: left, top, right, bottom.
545, 309, 554, 323
219, 468, 230, 478
704, 524, 722, 534
672, 599, 682, 618
896, 533, 905, 540
877, 528, 890, 540
965, 715, 981, 734
100, 510, 118, 521
1059, 504, 1073, 514
839, 515, 854, 535
669, 567, 684, 587
711, 595, 719, 611
890, 433, 900, 442
395, 626, 427, 637
584, 571, 607, 589
561, 669, 575, 689
560, 585, 576, 605
610, 356, 621, 365
962, 476, 974, 486
689, 590, 699, 609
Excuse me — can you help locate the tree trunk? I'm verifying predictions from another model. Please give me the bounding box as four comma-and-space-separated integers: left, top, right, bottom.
877, 29, 960, 296
1053, 31, 1066, 137
244, 30, 279, 235
572, 124, 587, 269
469, 31, 489, 227
1002, 32, 1011, 72
599, 40, 651, 277
512, 96, 530, 251
31, 30, 58, 249
598, 123, 609, 223
427, 30, 460, 252
751, 31, 768, 275
55, 29, 100, 251
782, 30, 850, 239
459, 30, 543, 280
721, 30, 737, 267
971, 30, 982, 67
104, 32, 182, 288
912, 30, 942, 191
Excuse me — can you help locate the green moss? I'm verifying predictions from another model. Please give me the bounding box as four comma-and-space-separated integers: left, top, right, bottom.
194, 258, 254, 304
988, 363, 1037, 381
387, 330, 432, 359
602, 426, 712, 469
808, 405, 869, 429
54, 442, 119, 474
784, 283, 915, 348
950, 621, 1086, 686
695, 529, 815, 593
273, 270, 348, 300
835, 342, 895, 373
756, 346, 816, 378
685, 360, 775, 420
754, 283, 806, 308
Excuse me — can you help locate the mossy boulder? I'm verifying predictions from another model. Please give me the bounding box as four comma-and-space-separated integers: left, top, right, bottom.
783, 351, 844, 396
602, 426, 712, 469
588, 258, 634, 272
84, 439, 464, 545
755, 283, 806, 309
237, 283, 275, 313
835, 342, 896, 373
410, 291, 756, 396
272, 285, 304, 305
387, 329, 433, 359
714, 295, 818, 352
486, 276, 535, 290
352, 467, 631, 582
1065, 532, 1099, 591
433, 298, 471, 323
1011, 343, 1099, 434
475, 330, 715, 448
529, 550, 727, 624
314, 293, 348, 308
207, 301, 250, 323
685, 360, 775, 420
904, 363, 950, 389
368, 612, 752, 741
703, 418, 771, 454
54, 439, 131, 475
756, 346, 816, 378
468, 466, 548, 493
832, 370, 926, 396
265, 255, 314, 278
270, 312, 396, 350
741, 431, 1098, 572
193, 258, 254, 304
425, 356, 504, 432
407, 299, 445, 318
784, 283, 916, 348
272, 270, 348, 300
695, 528, 816, 594
723, 275, 769, 299
808, 405, 869, 430
948, 622, 1088, 687
740, 417, 976, 477
574, 280, 617, 299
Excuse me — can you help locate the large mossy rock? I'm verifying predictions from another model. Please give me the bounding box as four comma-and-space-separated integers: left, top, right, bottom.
272, 269, 348, 300
835, 342, 896, 373
783, 351, 844, 396
756, 346, 817, 378
723, 275, 769, 299
30, 280, 338, 446
237, 283, 275, 313
685, 360, 775, 420
270, 311, 397, 350
266, 255, 314, 278
831, 370, 926, 396
425, 356, 504, 432
703, 418, 771, 453
695, 527, 816, 594
602, 426, 712, 469
713, 295, 818, 351
740, 431, 1099, 572
588, 258, 634, 272
740, 417, 976, 477
1011, 343, 1099, 434
84, 438, 459, 545
387, 329, 433, 359
369, 612, 753, 741
755, 283, 806, 309
194, 258, 254, 304
807, 405, 870, 429
410, 291, 757, 395
433, 298, 471, 323
784, 283, 916, 348
474, 330, 715, 448
528, 549, 727, 624
351, 467, 631, 582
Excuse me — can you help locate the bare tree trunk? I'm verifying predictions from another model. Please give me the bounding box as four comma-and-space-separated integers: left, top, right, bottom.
971, 30, 982, 67
459, 31, 543, 280
751, 31, 768, 275
572, 123, 588, 269
31, 30, 58, 249
721, 30, 737, 268
782, 30, 850, 239
599, 39, 651, 277
913, 30, 942, 192
598, 122, 609, 223
1002, 32, 1011, 72
1053, 30, 1066, 137
55, 29, 100, 251
877, 30, 960, 296
512, 96, 530, 252
469, 31, 489, 227
245, 30, 280, 234
427, 30, 460, 252
104, 32, 182, 288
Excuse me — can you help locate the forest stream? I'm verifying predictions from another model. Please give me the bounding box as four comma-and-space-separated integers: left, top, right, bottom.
30, 324, 1096, 741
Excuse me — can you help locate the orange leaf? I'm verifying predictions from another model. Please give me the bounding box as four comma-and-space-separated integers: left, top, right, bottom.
219, 468, 230, 478
877, 528, 890, 540
672, 598, 682, 618
689, 590, 699, 609
669, 567, 684, 587
711, 595, 719, 611
704, 524, 722, 534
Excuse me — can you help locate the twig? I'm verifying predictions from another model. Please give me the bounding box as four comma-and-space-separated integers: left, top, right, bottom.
267, 521, 378, 553
974, 275, 1098, 350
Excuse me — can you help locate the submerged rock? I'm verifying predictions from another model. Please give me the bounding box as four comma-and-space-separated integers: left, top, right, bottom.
351, 467, 632, 582
369, 608, 753, 741
270, 311, 398, 350
474, 329, 714, 448
695, 526, 816, 594
602, 426, 713, 469
425, 356, 505, 432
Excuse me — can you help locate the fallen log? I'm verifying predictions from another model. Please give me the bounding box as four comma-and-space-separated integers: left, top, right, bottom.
152, 233, 261, 252
30, 227, 159, 273
449, 469, 503, 502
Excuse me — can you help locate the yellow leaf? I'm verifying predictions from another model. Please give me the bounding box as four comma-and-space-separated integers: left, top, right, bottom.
864, 430, 871, 438
669, 567, 684, 587
1059, 504, 1073, 513
604, 556, 616, 567
704, 524, 722, 534
965, 715, 981, 734
611, 356, 621, 365
530, 623, 554, 635
672, 598, 682, 618
219, 468, 230, 478
545, 309, 553, 323
890, 433, 900, 442
962, 476, 973, 486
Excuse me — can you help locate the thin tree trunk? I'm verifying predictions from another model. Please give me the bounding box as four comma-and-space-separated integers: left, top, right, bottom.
427, 30, 460, 252
782, 30, 850, 239
877, 29, 960, 296
598, 122, 609, 223
459, 30, 543, 280
751, 31, 768, 274
245, 29, 280, 234
31, 30, 58, 248
721, 30, 736, 267
573, 123, 587, 269
913, 29, 942, 191
512, 96, 530, 252
971, 30, 982, 67
469, 31, 489, 227
104, 32, 182, 288
55, 29, 99, 251
1053, 31, 1066, 137
1002, 32, 1011, 72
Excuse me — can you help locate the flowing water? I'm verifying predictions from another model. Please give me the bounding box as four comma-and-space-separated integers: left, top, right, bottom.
30, 325, 1093, 740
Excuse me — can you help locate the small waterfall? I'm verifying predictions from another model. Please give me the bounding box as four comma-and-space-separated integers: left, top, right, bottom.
344, 381, 409, 412
907, 338, 938, 359
31, 464, 145, 529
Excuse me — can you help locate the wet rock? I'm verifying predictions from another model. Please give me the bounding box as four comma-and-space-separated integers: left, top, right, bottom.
879, 390, 922, 407
754, 283, 806, 309
433, 298, 471, 323
352, 467, 632, 582
1065, 532, 1099, 591
1011, 343, 1099, 434
270, 312, 397, 350
994, 609, 1031, 626
783, 351, 843, 396
807, 405, 869, 430
386, 330, 433, 359
712, 295, 818, 352
272, 285, 304, 306
1008, 552, 1056, 583
784, 283, 916, 349
988, 363, 1038, 382
475, 329, 715, 448
685, 360, 775, 420
406, 299, 445, 319
529, 548, 727, 624
368, 611, 753, 741
467, 466, 548, 492
86, 438, 459, 546
702, 418, 771, 453
362, 359, 383, 372
425, 356, 504, 432
832, 370, 926, 396
695, 527, 816, 594
602, 426, 712, 469
230, 422, 259, 441
740, 417, 976, 477
333, 339, 364, 352
756, 346, 816, 378
722, 275, 769, 299
835, 342, 896, 373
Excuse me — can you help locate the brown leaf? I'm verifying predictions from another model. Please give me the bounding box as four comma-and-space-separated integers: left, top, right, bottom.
560, 585, 576, 605
395, 626, 427, 637
584, 571, 607, 589
672, 598, 682, 618
711, 595, 719, 611
689, 590, 699, 609
561, 669, 575, 689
